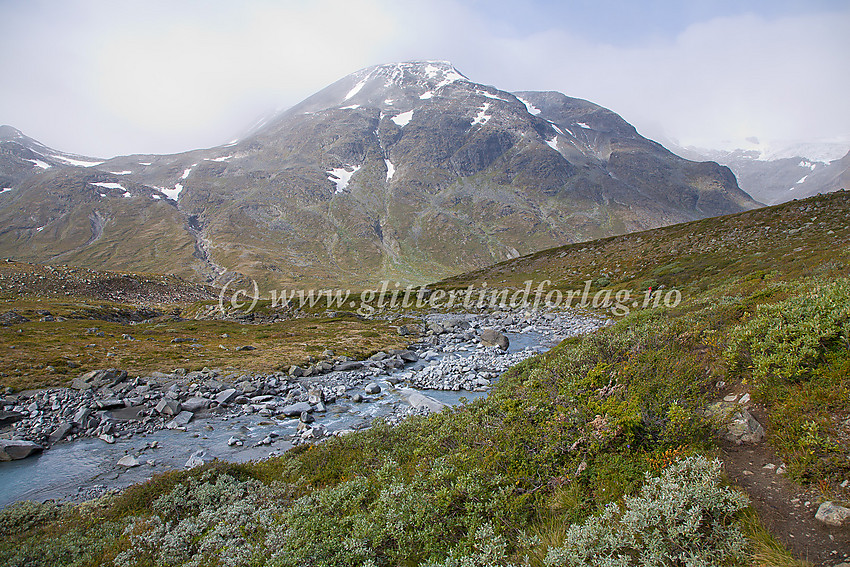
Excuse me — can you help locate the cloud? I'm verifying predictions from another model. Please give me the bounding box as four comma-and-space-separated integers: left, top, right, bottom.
0, 0, 847, 156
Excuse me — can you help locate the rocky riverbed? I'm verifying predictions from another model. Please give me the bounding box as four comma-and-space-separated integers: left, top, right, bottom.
0, 307, 609, 507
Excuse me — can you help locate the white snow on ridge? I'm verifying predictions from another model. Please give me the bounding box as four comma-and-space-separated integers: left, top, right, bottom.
546, 137, 559, 152
90, 182, 125, 190
392, 110, 414, 127
516, 96, 541, 116
576, 122, 591, 129
478, 90, 508, 102
796, 175, 808, 184
341, 104, 360, 110
161, 183, 183, 201
51, 155, 103, 167
327, 165, 361, 194
152, 194, 162, 200
180, 164, 197, 179
344, 77, 369, 101
139, 162, 152, 166
384, 159, 395, 182
26, 158, 51, 169
207, 155, 233, 162
36, 226, 45, 232
109, 170, 132, 175
798, 159, 817, 170
420, 91, 433, 100
384, 99, 394, 106
122, 192, 132, 198
549, 122, 566, 137
1, 187, 12, 194
471, 103, 491, 127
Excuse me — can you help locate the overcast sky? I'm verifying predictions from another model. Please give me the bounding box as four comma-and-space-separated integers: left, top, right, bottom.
1, 0, 848, 158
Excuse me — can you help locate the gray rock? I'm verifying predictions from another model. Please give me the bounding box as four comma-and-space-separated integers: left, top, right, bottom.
227, 436, 243, 447
288, 365, 304, 377
99, 433, 116, 444
815, 501, 850, 527
155, 399, 182, 416
403, 389, 447, 413
117, 455, 140, 467
72, 368, 127, 390
707, 403, 765, 445
181, 397, 210, 412
300, 411, 314, 424
365, 382, 381, 395
334, 361, 363, 371
215, 388, 238, 405
73, 407, 92, 424
166, 411, 194, 428
399, 350, 419, 363
47, 422, 74, 445
281, 401, 312, 417
185, 450, 206, 468
96, 398, 125, 410
479, 328, 509, 350
307, 389, 324, 404
0, 410, 25, 427
351, 393, 364, 403
0, 439, 44, 461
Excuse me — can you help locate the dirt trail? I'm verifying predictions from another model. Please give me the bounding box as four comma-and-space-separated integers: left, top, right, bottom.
721, 407, 850, 566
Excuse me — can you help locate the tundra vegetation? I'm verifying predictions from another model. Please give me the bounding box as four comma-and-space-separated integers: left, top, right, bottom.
1, 191, 849, 566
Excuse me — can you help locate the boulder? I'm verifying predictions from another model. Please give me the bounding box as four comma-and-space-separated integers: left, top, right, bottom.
72, 369, 128, 390
281, 401, 313, 417
47, 422, 74, 445
365, 383, 382, 395
479, 328, 509, 350
815, 501, 850, 527
403, 389, 447, 413
0, 439, 43, 461
181, 397, 210, 412
185, 450, 206, 469
0, 410, 25, 427
307, 389, 324, 404
215, 388, 238, 405
155, 399, 182, 416
166, 411, 194, 429
117, 455, 140, 467
707, 402, 765, 445
334, 361, 363, 371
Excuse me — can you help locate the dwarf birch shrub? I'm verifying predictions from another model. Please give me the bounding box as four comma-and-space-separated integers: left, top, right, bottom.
544, 456, 748, 567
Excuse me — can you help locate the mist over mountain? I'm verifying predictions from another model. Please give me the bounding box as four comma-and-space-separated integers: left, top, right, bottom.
668, 138, 850, 206
0, 61, 759, 288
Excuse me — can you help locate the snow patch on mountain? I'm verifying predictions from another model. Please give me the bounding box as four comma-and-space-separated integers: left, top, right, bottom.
471, 103, 491, 126
546, 137, 559, 152
392, 110, 414, 127
327, 165, 360, 193
344, 77, 369, 101
26, 159, 51, 169
51, 155, 103, 167
207, 155, 233, 162
576, 122, 591, 129
109, 170, 132, 175
384, 159, 395, 182
90, 182, 125, 190
420, 91, 433, 100
161, 184, 183, 201
516, 96, 541, 116
181, 164, 197, 179
478, 90, 508, 102
340, 104, 360, 110
1, 188, 12, 194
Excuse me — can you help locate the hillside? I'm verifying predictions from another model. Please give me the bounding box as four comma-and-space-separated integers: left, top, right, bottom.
1, 192, 848, 565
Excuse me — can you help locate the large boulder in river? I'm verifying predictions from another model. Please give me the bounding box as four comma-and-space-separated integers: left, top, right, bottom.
479, 328, 509, 350
0, 439, 43, 461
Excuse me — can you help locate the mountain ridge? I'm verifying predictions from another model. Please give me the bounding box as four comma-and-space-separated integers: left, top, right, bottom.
1, 61, 759, 288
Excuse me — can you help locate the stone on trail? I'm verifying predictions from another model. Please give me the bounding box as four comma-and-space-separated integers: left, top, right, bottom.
815, 501, 850, 527
185, 450, 206, 469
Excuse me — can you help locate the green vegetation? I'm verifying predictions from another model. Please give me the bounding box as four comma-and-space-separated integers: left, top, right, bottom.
3, 193, 848, 565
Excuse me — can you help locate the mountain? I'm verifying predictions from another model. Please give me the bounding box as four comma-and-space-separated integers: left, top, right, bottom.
668, 139, 850, 206
0, 61, 759, 288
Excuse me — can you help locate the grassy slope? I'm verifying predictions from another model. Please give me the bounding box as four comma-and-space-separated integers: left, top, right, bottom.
2, 192, 849, 566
